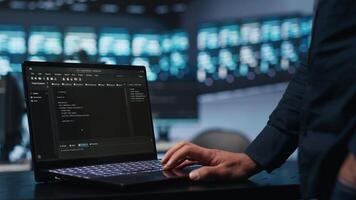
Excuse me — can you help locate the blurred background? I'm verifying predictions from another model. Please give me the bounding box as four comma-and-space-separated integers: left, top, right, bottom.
0, 0, 314, 171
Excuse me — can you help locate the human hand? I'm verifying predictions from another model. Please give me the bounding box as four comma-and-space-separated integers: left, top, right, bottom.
338, 153, 356, 188
161, 141, 260, 181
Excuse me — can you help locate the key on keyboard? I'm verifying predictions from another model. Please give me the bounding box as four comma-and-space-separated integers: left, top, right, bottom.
49, 160, 163, 179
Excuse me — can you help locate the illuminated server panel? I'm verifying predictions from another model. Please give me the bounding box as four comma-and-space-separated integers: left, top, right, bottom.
131, 33, 161, 82
98, 28, 131, 65
197, 15, 313, 92
28, 26, 63, 62
0, 24, 192, 83
299, 16, 313, 55
0, 26, 26, 74
130, 31, 190, 82
64, 27, 98, 63
160, 31, 190, 81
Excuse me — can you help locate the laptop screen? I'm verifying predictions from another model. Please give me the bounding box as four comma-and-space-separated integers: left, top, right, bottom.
24, 64, 156, 162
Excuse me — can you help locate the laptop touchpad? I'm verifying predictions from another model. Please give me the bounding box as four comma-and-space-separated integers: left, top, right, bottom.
94, 170, 190, 186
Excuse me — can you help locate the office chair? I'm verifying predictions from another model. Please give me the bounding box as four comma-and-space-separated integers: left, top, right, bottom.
191, 128, 251, 153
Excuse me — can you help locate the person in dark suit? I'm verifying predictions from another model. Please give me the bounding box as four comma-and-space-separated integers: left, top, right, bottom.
77, 49, 90, 63
161, 0, 355, 199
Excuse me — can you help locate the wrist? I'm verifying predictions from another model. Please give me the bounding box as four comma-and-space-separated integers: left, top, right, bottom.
240, 153, 261, 176
338, 154, 356, 188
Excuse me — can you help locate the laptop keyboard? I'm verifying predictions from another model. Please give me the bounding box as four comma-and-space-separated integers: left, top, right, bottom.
49, 160, 163, 179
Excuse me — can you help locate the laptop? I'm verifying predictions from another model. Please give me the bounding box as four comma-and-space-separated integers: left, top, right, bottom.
22, 61, 193, 187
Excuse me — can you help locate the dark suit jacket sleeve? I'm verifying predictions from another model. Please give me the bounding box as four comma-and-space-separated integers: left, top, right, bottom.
245, 62, 309, 172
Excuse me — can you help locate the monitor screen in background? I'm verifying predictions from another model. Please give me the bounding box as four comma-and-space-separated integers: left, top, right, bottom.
197, 51, 219, 86
260, 43, 280, 74
132, 34, 161, 56
160, 34, 172, 53
218, 48, 238, 77
299, 36, 311, 55
98, 28, 131, 65
64, 27, 97, 62
171, 32, 189, 51
131, 57, 158, 82
169, 52, 188, 77
240, 22, 261, 44
280, 40, 298, 72
299, 16, 313, 56
131, 31, 191, 83
281, 18, 301, 39
131, 34, 161, 83
160, 31, 190, 80
28, 27, 62, 56
129, 31, 197, 122
219, 24, 240, 48
0, 26, 26, 55
300, 17, 313, 37
99, 28, 131, 57
239, 45, 259, 78
149, 32, 197, 124
197, 26, 219, 50
0, 26, 26, 72
197, 15, 312, 93
261, 20, 281, 42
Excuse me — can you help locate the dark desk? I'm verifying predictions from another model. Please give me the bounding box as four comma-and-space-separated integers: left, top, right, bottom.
0, 161, 300, 200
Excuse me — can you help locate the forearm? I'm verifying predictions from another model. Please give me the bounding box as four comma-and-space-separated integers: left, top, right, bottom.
245, 62, 309, 172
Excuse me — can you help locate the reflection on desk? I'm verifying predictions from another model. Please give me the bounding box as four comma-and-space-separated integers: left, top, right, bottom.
0, 162, 31, 172
0, 161, 300, 200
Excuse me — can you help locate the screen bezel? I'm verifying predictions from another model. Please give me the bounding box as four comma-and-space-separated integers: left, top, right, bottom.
22, 61, 158, 180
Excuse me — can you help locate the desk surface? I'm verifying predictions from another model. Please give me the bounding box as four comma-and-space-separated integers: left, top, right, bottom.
0, 161, 300, 200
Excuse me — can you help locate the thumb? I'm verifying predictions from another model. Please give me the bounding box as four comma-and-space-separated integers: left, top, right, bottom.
189, 166, 219, 181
